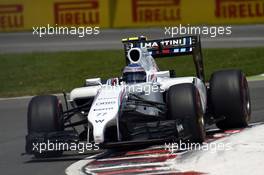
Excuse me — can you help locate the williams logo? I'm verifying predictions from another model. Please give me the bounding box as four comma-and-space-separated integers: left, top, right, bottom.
215, 0, 264, 18
95, 119, 104, 123
0, 4, 24, 29
54, 0, 99, 26
132, 0, 181, 23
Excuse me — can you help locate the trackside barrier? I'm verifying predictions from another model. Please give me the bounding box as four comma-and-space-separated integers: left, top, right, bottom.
113, 0, 264, 27
0, 0, 110, 32
0, 0, 264, 32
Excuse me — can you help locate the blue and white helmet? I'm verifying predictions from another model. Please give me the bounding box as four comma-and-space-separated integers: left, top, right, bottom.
122, 64, 146, 84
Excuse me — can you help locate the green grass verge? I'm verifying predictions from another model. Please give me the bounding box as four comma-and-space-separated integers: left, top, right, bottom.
0, 47, 264, 97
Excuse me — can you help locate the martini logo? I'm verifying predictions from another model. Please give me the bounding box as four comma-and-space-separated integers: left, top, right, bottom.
131, 38, 190, 48
215, 0, 264, 18
132, 0, 181, 23
0, 4, 23, 29
54, 0, 99, 26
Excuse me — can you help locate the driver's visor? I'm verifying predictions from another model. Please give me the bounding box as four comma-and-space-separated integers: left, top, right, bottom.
123, 72, 146, 84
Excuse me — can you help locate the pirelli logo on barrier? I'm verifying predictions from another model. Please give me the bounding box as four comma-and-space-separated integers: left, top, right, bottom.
54, 0, 99, 26
0, 4, 23, 30
132, 0, 181, 23
215, 0, 264, 18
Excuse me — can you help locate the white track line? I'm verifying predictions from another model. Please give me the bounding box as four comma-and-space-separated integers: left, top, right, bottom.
202, 37, 264, 42
65, 151, 108, 175
0, 41, 120, 48
95, 153, 172, 161
0, 95, 35, 101
84, 162, 170, 172
0, 93, 65, 101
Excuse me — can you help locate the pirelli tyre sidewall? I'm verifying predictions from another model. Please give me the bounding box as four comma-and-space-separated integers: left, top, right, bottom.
27, 95, 64, 157
210, 69, 251, 130
167, 83, 206, 143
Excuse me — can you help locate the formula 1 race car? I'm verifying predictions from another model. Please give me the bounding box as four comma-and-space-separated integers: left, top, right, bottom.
25, 36, 251, 157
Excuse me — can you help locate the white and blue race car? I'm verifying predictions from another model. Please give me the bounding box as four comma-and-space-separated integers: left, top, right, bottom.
25, 36, 251, 157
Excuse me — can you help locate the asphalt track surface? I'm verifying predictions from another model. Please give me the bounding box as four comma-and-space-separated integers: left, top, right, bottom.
0, 25, 264, 53
0, 80, 263, 175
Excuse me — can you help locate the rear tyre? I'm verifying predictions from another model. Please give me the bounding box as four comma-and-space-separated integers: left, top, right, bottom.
210, 70, 251, 130
27, 95, 64, 158
167, 83, 206, 143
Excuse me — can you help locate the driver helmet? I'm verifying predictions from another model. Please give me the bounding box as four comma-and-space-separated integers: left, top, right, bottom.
122, 64, 146, 84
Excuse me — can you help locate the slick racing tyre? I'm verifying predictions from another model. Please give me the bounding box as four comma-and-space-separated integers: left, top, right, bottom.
167, 83, 206, 143
210, 70, 251, 130
27, 95, 64, 158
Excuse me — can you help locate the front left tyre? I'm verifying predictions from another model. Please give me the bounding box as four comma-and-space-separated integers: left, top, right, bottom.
26, 95, 64, 158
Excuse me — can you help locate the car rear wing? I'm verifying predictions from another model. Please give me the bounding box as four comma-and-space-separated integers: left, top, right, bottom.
122, 35, 205, 82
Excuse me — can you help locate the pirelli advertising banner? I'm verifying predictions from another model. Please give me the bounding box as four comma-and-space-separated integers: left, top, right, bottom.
0, 0, 110, 32
113, 0, 264, 27
0, 0, 264, 31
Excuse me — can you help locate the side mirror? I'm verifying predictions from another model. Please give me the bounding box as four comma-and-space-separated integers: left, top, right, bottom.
85, 78, 101, 86
169, 70, 176, 78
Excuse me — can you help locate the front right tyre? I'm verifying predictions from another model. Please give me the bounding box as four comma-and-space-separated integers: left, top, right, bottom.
167, 83, 206, 143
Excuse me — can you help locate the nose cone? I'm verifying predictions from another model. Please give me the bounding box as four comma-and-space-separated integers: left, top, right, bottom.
88, 86, 126, 144
93, 130, 104, 143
